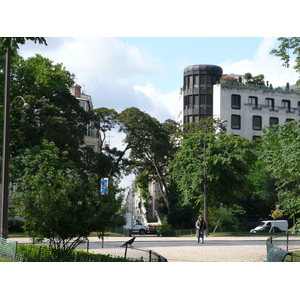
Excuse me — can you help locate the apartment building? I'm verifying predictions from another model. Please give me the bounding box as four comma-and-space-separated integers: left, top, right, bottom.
213, 81, 300, 140
179, 64, 300, 140
70, 84, 101, 152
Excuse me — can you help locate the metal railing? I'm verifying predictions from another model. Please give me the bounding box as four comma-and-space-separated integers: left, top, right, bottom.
266, 234, 300, 261
2, 236, 167, 262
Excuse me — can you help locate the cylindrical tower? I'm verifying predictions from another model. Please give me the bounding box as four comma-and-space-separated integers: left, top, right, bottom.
183, 64, 223, 124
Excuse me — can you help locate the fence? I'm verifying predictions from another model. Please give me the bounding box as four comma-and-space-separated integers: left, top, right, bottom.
266, 234, 300, 262
2, 236, 167, 262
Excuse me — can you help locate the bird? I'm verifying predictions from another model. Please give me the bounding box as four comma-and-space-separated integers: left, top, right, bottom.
122, 237, 135, 247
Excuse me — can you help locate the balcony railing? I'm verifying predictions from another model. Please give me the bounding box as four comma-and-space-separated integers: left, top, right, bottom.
245, 103, 297, 114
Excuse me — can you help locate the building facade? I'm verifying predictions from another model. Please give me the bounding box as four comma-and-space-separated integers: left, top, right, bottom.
70, 84, 101, 152
182, 64, 223, 123
180, 64, 300, 140
213, 81, 300, 140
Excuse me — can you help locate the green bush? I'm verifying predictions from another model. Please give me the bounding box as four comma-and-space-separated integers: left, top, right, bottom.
8, 219, 24, 233
16, 244, 139, 262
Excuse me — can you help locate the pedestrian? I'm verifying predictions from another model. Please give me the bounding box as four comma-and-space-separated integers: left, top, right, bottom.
195, 216, 206, 243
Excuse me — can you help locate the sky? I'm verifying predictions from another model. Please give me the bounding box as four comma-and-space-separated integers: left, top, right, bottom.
17, 37, 299, 189
19, 37, 299, 124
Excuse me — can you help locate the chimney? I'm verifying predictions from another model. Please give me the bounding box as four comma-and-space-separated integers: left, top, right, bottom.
74, 84, 81, 98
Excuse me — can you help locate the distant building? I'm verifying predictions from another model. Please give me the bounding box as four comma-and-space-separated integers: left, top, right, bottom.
70, 84, 101, 152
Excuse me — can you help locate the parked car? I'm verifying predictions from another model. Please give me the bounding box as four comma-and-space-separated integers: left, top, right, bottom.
250, 220, 288, 233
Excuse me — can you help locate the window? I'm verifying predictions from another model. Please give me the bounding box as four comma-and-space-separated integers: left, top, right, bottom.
206, 94, 212, 108
194, 75, 199, 88
188, 75, 193, 88
269, 117, 278, 131
266, 98, 274, 110
184, 96, 188, 110
252, 136, 261, 141
188, 95, 193, 109
200, 94, 206, 108
282, 100, 291, 112
231, 94, 241, 109
206, 76, 212, 87
249, 96, 258, 108
231, 114, 241, 130
200, 75, 205, 87
286, 118, 294, 122
298, 101, 300, 115
253, 116, 262, 130
269, 117, 278, 126
194, 95, 199, 108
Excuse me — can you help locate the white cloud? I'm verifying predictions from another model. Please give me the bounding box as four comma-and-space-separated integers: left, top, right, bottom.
221, 37, 299, 87
20, 37, 166, 114
133, 83, 180, 122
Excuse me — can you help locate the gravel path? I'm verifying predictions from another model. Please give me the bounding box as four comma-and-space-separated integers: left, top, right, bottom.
100, 235, 268, 262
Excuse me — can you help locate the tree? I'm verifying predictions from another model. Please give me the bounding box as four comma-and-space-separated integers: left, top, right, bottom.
243, 72, 253, 83
270, 37, 300, 85
171, 129, 256, 224
0, 37, 47, 54
12, 140, 124, 252
1, 54, 90, 167
12, 141, 99, 251
260, 121, 300, 220
118, 107, 180, 212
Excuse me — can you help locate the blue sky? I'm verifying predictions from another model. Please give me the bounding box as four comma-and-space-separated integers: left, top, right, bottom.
19, 37, 299, 124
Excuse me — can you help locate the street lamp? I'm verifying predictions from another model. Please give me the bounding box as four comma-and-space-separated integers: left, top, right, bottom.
203, 117, 227, 237
0, 94, 30, 239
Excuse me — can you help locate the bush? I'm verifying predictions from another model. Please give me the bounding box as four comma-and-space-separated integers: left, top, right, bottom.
8, 219, 24, 233
16, 244, 139, 262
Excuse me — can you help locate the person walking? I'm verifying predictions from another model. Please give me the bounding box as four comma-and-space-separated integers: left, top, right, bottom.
195, 216, 206, 243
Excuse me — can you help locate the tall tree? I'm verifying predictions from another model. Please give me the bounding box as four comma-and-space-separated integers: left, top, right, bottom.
260, 121, 300, 222
118, 107, 180, 212
2, 54, 90, 167
171, 130, 256, 216
270, 37, 300, 85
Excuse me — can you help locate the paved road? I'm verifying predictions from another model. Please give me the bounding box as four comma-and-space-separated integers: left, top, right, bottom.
90, 235, 268, 262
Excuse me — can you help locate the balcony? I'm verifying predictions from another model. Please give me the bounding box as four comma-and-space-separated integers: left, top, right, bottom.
245, 103, 297, 114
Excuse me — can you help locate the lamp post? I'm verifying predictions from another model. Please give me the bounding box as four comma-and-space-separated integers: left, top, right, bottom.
203, 117, 227, 237
0, 48, 30, 238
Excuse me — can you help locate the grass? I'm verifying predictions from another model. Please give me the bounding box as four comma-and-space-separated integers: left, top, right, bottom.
0, 258, 13, 262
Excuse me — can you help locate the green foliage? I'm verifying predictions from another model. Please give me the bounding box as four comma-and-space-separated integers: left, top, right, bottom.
171, 132, 257, 210
260, 121, 300, 218
118, 107, 180, 211
0, 37, 47, 55
12, 141, 115, 251
211, 204, 246, 232
270, 37, 300, 86
8, 219, 24, 233
16, 244, 137, 262
167, 202, 198, 229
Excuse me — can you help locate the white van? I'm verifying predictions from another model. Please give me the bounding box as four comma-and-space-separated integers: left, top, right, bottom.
250, 220, 288, 233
